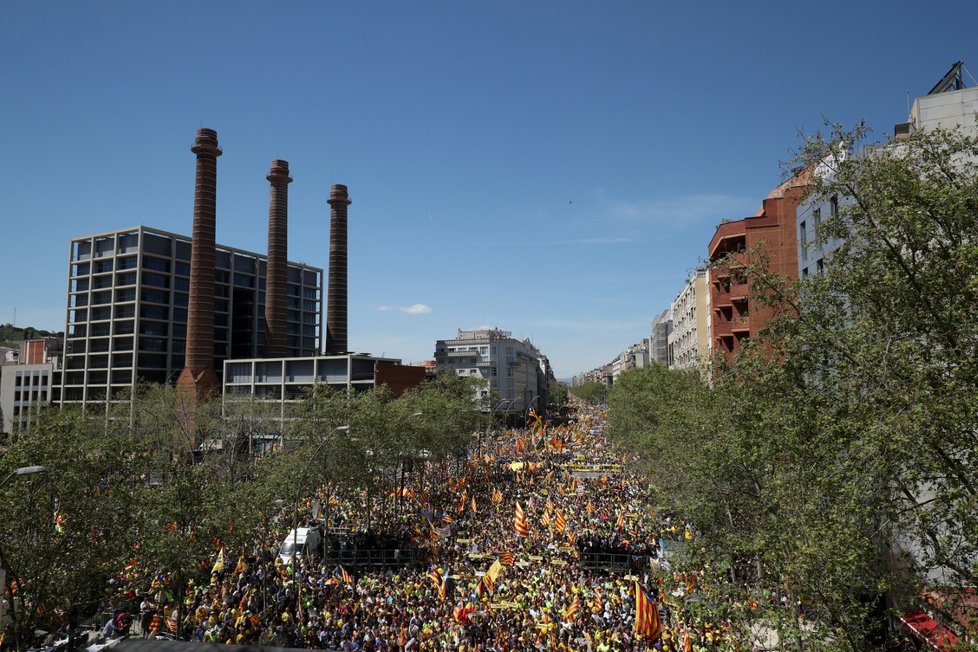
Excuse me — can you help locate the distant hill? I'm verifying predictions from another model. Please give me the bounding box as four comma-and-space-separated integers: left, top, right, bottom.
0, 324, 63, 350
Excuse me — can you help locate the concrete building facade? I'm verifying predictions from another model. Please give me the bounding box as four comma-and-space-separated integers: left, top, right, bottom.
650, 309, 673, 366
433, 328, 547, 414
57, 226, 323, 410
668, 268, 711, 372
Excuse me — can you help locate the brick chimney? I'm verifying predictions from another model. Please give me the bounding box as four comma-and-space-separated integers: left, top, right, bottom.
177, 128, 221, 400
264, 160, 292, 358
325, 184, 350, 355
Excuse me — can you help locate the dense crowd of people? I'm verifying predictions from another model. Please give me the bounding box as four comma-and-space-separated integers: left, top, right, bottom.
111, 408, 722, 651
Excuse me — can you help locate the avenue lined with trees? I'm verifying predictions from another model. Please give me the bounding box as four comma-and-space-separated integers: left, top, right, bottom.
606, 125, 978, 649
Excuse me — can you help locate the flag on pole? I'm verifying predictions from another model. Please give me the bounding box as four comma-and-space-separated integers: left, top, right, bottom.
633, 581, 662, 641
438, 568, 452, 601
514, 502, 529, 537
339, 565, 353, 585
555, 509, 567, 533
562, 595, 580, 622
427, 564, 442, 590
211, 548, 225, 574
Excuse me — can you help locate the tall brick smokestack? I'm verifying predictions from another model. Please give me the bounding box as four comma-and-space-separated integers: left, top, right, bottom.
264, 160, 292, 358
325, 184, 350, 355
177, 128, 221, 399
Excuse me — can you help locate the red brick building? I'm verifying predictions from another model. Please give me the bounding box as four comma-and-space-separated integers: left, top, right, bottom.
708, 174, 807, 359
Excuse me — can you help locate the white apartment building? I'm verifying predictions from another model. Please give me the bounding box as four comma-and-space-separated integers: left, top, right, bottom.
668, 268, 710, 373
433, 328, 546, 414
799, 62, 978, 278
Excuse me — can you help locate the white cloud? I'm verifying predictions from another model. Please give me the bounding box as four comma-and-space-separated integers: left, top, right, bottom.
375, 303, 432, 315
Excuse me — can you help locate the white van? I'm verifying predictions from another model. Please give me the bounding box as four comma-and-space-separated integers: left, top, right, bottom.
278, 527, 322, 563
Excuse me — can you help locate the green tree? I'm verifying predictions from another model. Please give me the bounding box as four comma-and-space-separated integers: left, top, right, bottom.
568, 381, 607, 404
0, 408, 134, 651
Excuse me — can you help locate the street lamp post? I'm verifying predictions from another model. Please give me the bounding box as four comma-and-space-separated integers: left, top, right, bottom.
0, 465, 47, 652
290, 426, 349, 572
397, 412, 424, 519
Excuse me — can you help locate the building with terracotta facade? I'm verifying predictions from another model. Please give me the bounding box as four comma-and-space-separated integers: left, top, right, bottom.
708, 173, 806, 359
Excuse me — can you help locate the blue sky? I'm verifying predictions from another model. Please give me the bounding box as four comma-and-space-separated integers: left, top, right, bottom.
2, 1, 976, 378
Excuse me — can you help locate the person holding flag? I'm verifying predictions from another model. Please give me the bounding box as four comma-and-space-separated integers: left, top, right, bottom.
514, 502, 529, 537
633, 580, 663, 642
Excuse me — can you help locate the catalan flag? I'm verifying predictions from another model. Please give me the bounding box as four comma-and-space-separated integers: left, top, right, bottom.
491, 489, 504, 505
616, 511, 626, 531
481, 573, 495, 593
497, 551, 515, 566
592, 590, 603, 613
562, 594, 580, 622
554, 509, 567, 533
438, 567, 452, 601
456, 491, 467, 514
633, 581, 662, 641
471, 496, 478, 513
514, 502, 529, 537
541, 511, 552, 527
339, 565, 353, 586
427, 564, 442, 589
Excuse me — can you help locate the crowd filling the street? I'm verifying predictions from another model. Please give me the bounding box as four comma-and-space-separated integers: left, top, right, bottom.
100, 406, 717, 652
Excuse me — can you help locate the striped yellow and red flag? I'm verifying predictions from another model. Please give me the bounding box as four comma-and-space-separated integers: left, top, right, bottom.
616, 512, 626, 531
481, 573, 495, 593
471, 496, 478, 513
516, 436, 527, 454
586, 500, 595, 515
456, 491, 467, 514
554, 509, 567, 533
491, 488, 504, 504
514, 502, 529, 537
592, 590, 603, 612
541, 510, 552, 527
562, 595, 580, 621
340, 565, 354, 585
633, 581, 662, 641
497, 551, 515, 566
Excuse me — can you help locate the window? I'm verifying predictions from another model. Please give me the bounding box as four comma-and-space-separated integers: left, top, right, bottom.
813, 208, 821, 227
829, 195, 839, 218
816, 259, 824, 275
143, 272, 169, 289
115, 288, 137, 303
143, 289, 169, 304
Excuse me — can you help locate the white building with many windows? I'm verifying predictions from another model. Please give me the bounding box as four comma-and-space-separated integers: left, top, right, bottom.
433, 328, 547, 415
668, 268, 711, 373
